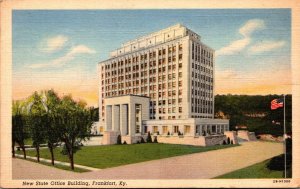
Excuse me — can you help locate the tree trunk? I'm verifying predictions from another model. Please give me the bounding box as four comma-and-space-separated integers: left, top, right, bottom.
64, 139, 74, 170
48, 143, 55, 165
36, 145, 40, 162
69, 153, 74, 170
12, 141, 15, 158
22, 145, 26, 159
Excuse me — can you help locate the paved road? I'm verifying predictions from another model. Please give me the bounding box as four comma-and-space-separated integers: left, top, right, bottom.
13, 141, 283, 179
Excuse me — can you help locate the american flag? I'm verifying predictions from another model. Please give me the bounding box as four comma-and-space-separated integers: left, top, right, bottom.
271, 98, 284, 110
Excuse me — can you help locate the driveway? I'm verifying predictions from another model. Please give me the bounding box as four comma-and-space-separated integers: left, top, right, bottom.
13, 141, 283, 179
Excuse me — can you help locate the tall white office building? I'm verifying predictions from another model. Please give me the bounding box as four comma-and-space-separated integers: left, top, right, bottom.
98, 24, 231, 146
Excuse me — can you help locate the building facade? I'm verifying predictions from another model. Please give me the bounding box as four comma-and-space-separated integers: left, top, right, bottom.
98, 24, 231, 146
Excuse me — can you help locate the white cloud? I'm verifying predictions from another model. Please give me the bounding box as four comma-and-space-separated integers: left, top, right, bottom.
42, 35, 68, 53
249, 40, 286, 54
216, 37, 250, 56
68, 45, 96, 55
216, 19, 265, 56
29, 45, 96, 69
239, 19, 265, 37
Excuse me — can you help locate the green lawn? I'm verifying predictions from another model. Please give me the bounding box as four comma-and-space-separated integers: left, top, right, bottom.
215, 158, 284, 178
16, 143, 238, 169
24, 138, 33, 145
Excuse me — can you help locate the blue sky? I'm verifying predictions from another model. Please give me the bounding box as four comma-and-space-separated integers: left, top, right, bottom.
13, 9, 291, 106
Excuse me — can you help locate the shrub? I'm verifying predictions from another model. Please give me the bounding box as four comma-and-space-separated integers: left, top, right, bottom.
230, 140, 233, 144
167, 131, 170, 136
146, 132, 152, 143
227, 137, 230, 144
140, 137, 145, 143
267, 154, 284, 171
123, 141, 127, 145
137, 141, 140, 144
117, 135, 122, 145
157, 131, 160, 135
178, 131, 181, 135
223, 140, 227, 145
153, 136, 158, 143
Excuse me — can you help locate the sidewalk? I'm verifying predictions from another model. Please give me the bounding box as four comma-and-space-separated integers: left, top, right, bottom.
15, 154, 100, 171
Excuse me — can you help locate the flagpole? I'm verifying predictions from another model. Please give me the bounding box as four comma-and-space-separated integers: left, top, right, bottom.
283, 94, 286, 178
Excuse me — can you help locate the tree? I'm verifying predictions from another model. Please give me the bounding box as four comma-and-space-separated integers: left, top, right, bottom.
153, 136, 158, 143
26, 92, 47, 162
42, 89, 62, 165
227, 137, 230, 145
146, 132, 152, 143
117, 135, 122, 144
55, 95, 93, 170
89, 107, 99, 122
12, 100, 29, 159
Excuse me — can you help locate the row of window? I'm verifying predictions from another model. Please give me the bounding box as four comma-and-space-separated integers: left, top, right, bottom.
192, 63, 213, 75
192, 105, 213, 114
102, 43, 183, 71
104, 56, 182, 77
149, 125, 190, 134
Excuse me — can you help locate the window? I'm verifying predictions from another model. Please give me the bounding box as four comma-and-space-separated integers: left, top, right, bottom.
178, 81, 182, 87
173, 126, 179, 133
179, 72, 182, 78
178, 90, 182, 95
162, 126, 168, 134
196, 125, 200, 134
179, 54, 182, 61
184, 125, 191, 134
179, 44, 183, 51
179, 107, 182, 113
153, 126, 158, 133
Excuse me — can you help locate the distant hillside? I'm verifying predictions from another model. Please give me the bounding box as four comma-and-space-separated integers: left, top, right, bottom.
214, 94, 292, 136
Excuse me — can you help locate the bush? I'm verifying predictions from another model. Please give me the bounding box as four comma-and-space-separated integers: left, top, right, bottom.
140, 137, 145, 143
137, 141, 140, 144
178, 131, 181, 135
157, 131, 160, 135
123, 141, 127, 145
227, 137, 230, 144
167, 131, 170, 136
117, 135, 122, 145
153, 136, 158, 143
146, 132, 152, 143
223, 140, 227, 145
267, 154, 284, 171
230, 140, 233, 144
